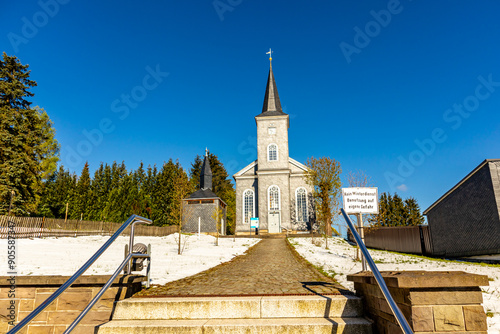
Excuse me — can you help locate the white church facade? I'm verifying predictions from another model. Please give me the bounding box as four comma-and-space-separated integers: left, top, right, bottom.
234, 61, 315, 234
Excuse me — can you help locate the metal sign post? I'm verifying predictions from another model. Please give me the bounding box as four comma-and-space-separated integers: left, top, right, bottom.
250, 218, 259, 235
357, 213, 367, 271
342, 187, 378, 272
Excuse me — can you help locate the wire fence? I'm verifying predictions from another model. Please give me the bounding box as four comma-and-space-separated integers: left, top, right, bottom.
0, 215, 178, 239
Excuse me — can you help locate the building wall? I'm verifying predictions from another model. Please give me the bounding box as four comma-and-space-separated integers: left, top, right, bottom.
427, 162, 500, 257
182, 200, 226, 235
256, 116, 289, 171
235, 177, 258, 233
235, 164, 312, 233
0, 275, 145, 334
289, 175, 315, 231
491, 161, 500, 218
257, 172, 291, 231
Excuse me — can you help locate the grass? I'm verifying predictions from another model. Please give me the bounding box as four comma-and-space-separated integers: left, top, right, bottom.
314, 264, 337, 279
286, 238, 340, 283
370, 247, 500, 268
341, 237, 500, 268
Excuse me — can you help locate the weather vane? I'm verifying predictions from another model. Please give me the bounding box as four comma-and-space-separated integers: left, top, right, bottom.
266, 48, 273, 63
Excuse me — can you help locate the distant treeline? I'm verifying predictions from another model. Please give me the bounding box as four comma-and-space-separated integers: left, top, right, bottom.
369, 193, 425, 227
36, 153, 235, 228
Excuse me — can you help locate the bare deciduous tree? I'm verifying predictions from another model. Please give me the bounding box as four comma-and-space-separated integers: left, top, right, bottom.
305, 157, 342, 249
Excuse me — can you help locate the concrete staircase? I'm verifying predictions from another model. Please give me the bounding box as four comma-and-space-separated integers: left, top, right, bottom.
97, 295, 373, 333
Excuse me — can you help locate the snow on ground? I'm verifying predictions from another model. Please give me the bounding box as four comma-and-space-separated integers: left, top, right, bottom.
0, 234, 259, 285
291, 236, 500, 333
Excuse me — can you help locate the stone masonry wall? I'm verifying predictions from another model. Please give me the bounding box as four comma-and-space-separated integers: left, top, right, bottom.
0, 275, 145, 333
348, 271, 489, 334
182, 201, 226, 234
235, 177, 258, 233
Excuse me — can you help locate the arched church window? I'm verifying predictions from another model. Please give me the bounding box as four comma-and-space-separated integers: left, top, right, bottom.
243, 189, 254, 224
268, 185, 280, 211
268, 144, 278, 161
296, 187, 308, 222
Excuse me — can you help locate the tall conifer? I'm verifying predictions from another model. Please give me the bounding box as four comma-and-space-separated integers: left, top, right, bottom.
0, 53, 60, 214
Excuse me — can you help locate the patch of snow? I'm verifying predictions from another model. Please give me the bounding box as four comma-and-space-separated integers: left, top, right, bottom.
292, 236, 500, 334
0, 234, 259, 285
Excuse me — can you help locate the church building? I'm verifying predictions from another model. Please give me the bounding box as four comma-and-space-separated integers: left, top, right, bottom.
234, 58, 315, 234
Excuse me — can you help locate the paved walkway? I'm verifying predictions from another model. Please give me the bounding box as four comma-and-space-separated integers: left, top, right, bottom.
136, 238, 350, 297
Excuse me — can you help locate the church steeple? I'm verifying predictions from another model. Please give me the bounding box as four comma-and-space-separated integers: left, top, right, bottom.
257, 50, 287, 117
200, 148, 212, 190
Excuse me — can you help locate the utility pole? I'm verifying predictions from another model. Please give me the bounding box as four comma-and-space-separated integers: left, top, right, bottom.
8, 190, 15, 216
65, 202, 69, 223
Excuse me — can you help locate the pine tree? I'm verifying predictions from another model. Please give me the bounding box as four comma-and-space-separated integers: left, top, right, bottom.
142, 164, 158, 219
151, 160, 179, 226
371, 192, 425, 227
88, 162, 112, 221
38, 165, 76, 218
0, 53, 60, 215
71, 162, 91, 219
392, 193, 405, 226
405, 197, 425, 226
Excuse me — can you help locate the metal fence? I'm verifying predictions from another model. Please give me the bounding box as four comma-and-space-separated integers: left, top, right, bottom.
0, 215, 178, 239
348, 225, 433, 255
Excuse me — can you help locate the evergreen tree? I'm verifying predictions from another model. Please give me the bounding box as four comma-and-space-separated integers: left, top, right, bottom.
150, 160, 183, 226
391, 193, 405, 226
142, 164, 158, 219
0, 53, 60, 215
370, 192, 425, 227
37, 165, 76, 218
88, 162, 112, 221
71, 162, 91, 219
405, 197, 425, 226
131, 162, 148, 217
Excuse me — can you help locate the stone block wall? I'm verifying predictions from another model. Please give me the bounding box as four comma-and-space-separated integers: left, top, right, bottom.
0, 275, 145, 333
348, 271, 489, 334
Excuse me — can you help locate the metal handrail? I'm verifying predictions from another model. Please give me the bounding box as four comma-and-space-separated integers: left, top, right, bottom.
8, 214, 152, 334
340, 208, 414, 334
64, 252, 149, 333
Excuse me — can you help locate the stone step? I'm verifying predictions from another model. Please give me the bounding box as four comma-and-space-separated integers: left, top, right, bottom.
112, 295, 364, 320
97, 317, 373, 334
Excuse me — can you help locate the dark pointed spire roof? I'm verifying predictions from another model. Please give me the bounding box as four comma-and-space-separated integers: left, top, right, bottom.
256, 63, 287, 118
200, 148, 212, 190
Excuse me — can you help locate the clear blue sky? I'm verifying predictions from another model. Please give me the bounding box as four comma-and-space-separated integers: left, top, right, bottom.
2, 0, 500, 214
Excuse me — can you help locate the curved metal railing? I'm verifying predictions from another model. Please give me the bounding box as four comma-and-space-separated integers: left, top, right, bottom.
340, 208, 414, 334
8, 214, 152, 334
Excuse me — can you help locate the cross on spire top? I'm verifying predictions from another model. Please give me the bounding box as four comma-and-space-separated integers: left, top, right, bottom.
266, 48, 273, 65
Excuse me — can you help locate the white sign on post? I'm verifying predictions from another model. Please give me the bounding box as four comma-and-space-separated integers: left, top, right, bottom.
342, 187, 379, 214
250, 217, 259, 229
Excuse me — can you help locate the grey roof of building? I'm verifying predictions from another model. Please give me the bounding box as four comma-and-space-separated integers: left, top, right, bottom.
256, 65, 287, 118
188, 188, 219, 199
423, 159, 500, 214
200, 153, 213, 190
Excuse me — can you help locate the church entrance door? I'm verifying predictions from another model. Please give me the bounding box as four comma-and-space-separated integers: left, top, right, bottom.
268, 212, 281, 233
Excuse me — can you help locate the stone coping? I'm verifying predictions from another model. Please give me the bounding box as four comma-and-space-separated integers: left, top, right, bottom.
347, 271, 489, 288
0, 274, 147, 286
